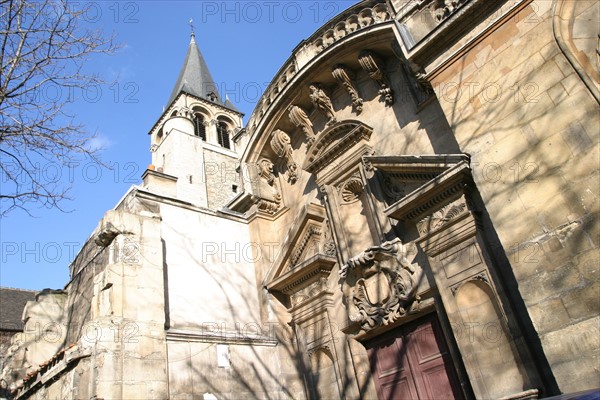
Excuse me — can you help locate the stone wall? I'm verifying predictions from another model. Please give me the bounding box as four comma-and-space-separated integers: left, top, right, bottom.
202, 146, 240, 210
424, 0, 599, 392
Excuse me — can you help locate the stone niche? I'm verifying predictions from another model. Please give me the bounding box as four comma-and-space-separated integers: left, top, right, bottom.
367, 153, 545, 399
265, 203, 344, 399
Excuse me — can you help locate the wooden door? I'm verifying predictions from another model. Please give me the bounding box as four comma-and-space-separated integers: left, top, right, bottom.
365, 314, 464, 400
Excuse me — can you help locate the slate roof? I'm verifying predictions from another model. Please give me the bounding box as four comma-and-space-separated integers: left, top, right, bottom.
167, 33, 241, 115
168, 33, 221, 104
0, 287, 36, 331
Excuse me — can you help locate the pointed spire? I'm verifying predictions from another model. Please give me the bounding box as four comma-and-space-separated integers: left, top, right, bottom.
167, 27, 221, 105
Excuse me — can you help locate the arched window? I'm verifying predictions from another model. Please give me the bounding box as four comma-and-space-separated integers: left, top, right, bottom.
217, 120, 231, 149
194, 114, 206, 141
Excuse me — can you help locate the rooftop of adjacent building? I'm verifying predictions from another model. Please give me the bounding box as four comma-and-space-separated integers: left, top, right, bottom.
0, 287, 36, 331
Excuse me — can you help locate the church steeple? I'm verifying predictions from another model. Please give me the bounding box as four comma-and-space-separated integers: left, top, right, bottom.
167, 31, 222, 105
146, 29, 245, 210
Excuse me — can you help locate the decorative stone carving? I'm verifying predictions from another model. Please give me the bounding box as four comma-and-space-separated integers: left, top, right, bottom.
430, 0, 468, 22
332, 65, 363, 114
450, 271, 490, 295
291, 277, 329, 307
416, 197, 468, 235
311, 3, 390, 53
255, 158, 281, 214
338, 173, 364, 204
288, 105, 316, 145
245, 3, 391, 145
309, 84, 337, 126
322, 219, 337, 257
290, 225, 321, 267
270, 129, 298, 184
176, 106, 192, 119
361, 154, 374, 172
358, 50, 394, 106
340, 238, 422, 332
303, 121, 373, 175
379, 172, 406, 204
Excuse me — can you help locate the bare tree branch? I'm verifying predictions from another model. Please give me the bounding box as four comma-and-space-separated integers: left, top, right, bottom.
0, 0, 119, 216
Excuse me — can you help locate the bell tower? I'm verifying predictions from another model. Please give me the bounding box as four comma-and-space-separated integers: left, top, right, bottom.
143, 31, 245, 209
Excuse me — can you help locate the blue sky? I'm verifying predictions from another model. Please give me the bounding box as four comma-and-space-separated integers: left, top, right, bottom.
0, 0, 356, 290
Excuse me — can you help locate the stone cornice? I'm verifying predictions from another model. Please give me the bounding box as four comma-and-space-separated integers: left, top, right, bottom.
267, 254, 336, 295
384, 160, 472, 221
166, 329, 278, 347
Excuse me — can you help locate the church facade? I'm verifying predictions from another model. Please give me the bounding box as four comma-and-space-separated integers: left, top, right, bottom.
1, 0, 598, 399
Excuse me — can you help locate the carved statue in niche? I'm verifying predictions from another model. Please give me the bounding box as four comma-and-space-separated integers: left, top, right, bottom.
358, 50, 394, 106
270, 129, 298, 184
309, 84, 337, 126
332, 64, 363, 114
340, 238, 422, 332
288, 105, 316, 146
254, 158, 282, 214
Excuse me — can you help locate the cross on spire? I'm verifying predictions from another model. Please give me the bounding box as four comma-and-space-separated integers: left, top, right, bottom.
189, 18, 195, 39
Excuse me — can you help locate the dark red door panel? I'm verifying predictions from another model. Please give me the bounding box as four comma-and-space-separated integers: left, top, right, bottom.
366, 314, 463, 400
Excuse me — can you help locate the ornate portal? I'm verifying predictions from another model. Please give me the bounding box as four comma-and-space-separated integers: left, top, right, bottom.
340, 238, 422, 333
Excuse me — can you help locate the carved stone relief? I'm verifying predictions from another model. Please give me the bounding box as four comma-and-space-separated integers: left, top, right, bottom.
332, 64, 363, 114
309, 84, 337, 126
254, 158, 282, 215
290, 277, 329, 308
290, 224, 322, 268
379, 172, 406, 204
270, 129, 298, 184
288, 105, 316, 146
321, 219, 337, 257
338, 173, 364, 204
430, 0, 468, 22
358, 50, 394, 106
176, 106, 193, 119
310, 3, 390, 53
340, 238, 423, 333
417, 197, 468, 235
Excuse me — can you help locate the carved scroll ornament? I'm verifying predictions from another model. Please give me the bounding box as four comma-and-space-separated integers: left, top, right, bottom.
288, 105, 316, 145
270, 129, 298, 184
358, 50, 394, 106
340, 238, 422, 332
332, 64, 363, 114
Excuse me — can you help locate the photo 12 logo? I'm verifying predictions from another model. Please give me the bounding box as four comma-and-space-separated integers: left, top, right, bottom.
199, 2, 342, 24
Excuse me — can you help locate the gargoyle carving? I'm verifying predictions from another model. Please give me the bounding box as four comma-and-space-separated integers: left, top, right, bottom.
309, 84, 337, 126
332, 64, 363, 114
358, 50, 394, 106
288, 105, 316, 145
270, 129, 298, 184
340, 238, 422, 332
